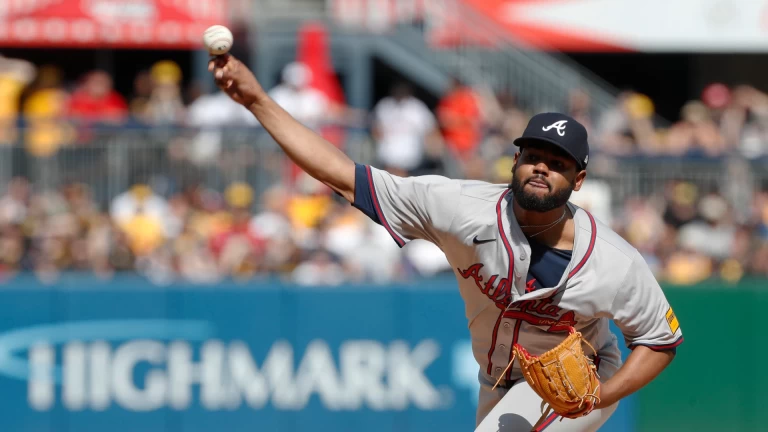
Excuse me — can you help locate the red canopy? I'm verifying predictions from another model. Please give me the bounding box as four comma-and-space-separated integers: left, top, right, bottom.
0, 0, 226, 49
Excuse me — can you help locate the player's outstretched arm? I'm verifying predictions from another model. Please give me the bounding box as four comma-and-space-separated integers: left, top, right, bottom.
208, 54, 355, 203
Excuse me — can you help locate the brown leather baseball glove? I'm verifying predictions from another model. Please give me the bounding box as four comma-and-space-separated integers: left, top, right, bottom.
493, 327, 601, 431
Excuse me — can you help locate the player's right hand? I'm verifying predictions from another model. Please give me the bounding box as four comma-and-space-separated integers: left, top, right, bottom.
208, 54, 264, 109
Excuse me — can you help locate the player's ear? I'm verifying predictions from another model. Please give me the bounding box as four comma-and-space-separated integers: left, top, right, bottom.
513, 152, 521, 165
572, 170, 587, 191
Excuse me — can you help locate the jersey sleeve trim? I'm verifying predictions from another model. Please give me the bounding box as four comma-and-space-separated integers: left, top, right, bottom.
366, 165, 406, 248
629, 336, 683, 351
352, 163, 380, 224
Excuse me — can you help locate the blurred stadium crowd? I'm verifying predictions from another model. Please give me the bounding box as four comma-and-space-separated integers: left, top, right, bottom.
0, 53, 767, 286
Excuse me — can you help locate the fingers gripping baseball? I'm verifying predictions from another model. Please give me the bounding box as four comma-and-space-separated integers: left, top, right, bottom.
207, 54, 263, 108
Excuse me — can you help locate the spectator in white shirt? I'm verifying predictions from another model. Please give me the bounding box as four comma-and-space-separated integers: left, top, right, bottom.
268, 62, 330, 130
185, 90, 260, 165
372, 82, 439, 176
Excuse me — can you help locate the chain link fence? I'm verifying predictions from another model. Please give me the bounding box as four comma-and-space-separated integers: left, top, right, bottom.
0, 124, 377, 210
584, 154, 766, 223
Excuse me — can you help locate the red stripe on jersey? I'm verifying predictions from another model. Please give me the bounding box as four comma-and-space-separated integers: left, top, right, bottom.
506, 320, 523, 381
568, 210, 597, 278
486, 311, 504, 375
535, 412, 560, 431
486, 190, 515, 376
366, 166, 406, 247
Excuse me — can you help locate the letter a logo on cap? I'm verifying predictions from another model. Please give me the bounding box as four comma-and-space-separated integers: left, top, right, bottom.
543, 120, 568, 136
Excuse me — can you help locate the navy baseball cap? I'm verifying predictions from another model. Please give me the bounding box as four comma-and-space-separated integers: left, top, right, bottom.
513, 112, 590, 171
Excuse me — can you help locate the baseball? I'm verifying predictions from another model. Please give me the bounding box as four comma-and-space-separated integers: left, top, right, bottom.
203, 25, 233, 55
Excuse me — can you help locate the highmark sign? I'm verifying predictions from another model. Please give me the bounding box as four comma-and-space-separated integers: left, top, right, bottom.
0, 277, 631, 432
0, 320, 450, 412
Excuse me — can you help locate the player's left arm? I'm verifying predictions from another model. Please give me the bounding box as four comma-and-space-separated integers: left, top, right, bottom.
595, 344, 675, 408
598, 248, 683, 409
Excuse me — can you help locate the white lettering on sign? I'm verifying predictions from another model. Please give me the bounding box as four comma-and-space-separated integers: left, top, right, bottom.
27, 339, 446, 412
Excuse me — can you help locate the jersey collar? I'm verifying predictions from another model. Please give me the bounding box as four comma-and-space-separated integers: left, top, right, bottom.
506, 200, 597, 301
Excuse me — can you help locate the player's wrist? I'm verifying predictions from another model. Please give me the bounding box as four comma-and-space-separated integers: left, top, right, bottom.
245, 92, 268, 113
594, 382, 618, 409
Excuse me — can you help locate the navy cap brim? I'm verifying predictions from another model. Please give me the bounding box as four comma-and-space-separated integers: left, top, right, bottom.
513, 136, 587, 170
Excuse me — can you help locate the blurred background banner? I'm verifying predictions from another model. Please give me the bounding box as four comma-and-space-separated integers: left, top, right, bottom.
0, 276, 636, 432
448, 0, 768, 52
330, 0, 768, 52
0, 0, 226, 48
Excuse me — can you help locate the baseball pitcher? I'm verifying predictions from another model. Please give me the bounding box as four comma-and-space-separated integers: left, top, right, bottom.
209, 55, 682, 432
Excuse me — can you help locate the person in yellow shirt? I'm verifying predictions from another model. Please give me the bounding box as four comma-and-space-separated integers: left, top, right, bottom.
287, 172, 333, 230
0, 55, 36, 144
22, 65, 73, 157
119, 204, 166, 257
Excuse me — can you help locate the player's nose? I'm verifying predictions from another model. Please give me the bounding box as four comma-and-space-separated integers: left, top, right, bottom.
532, 161, 550, 175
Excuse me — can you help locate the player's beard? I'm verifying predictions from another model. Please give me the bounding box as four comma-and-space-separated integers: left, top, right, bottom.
509, 166, 574, 213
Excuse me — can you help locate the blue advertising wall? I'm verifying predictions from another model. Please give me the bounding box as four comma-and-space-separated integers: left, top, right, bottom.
0, 275, 633, 432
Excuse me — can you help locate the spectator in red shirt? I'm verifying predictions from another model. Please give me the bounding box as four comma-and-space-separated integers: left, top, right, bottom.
67, 70, 128, 124
437, 77, 483, 163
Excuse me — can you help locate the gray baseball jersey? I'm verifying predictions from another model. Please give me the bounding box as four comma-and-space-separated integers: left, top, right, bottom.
352, 164, 683, 389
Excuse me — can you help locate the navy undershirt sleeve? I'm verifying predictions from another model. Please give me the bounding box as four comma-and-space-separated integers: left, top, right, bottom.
351, 163, 381, 225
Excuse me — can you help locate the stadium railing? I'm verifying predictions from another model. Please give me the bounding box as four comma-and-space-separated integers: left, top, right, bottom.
0, 122, 764, 216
